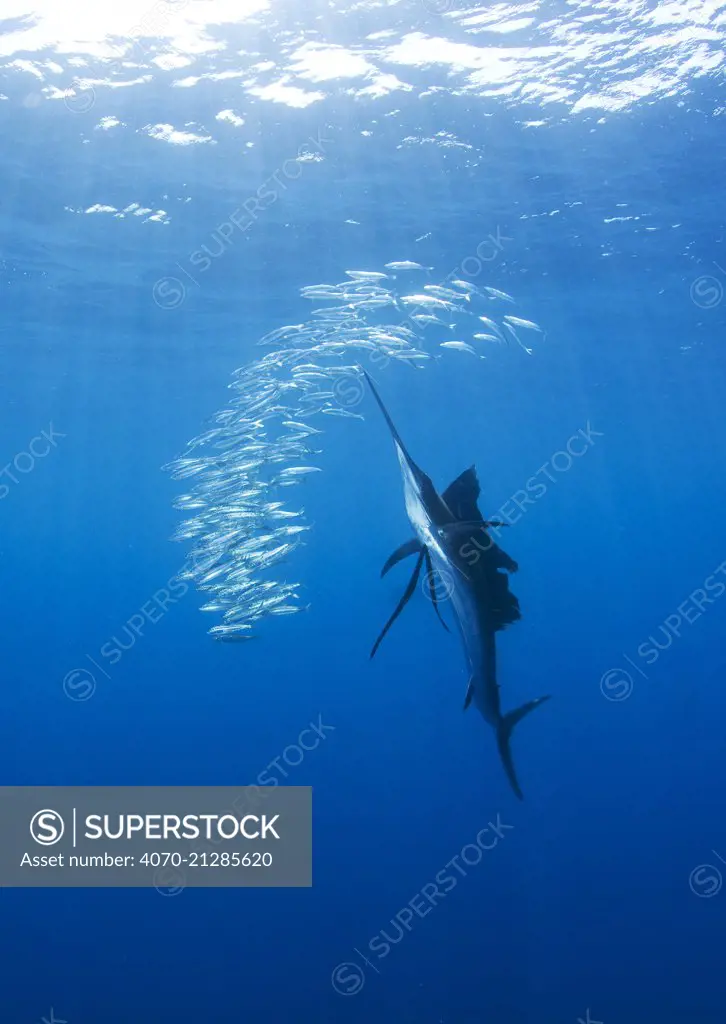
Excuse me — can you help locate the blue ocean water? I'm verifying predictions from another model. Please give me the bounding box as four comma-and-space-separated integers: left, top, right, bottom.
2, 1, 726, 1021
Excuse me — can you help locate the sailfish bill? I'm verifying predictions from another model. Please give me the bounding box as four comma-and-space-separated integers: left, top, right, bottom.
363, 368, 550, 800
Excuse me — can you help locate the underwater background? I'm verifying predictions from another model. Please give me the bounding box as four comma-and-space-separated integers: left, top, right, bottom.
2, 0, 726, 1021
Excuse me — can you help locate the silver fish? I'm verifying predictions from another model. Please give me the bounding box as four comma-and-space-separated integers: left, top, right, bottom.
258, 324, 305, 346
503, 315, 542, 332
268, 604, 303, 616
384, 261, 431, 271
440, 341, 479, 356
477, 315, 504, 335
282, 420, 323, 435
277, 466, 322, 479
351, 297, 395, 310
484, 287, 515, 303
173, 496, 208, 510
321, 407, 365, 420
411, 314, 454, 328
390, 351, 430, 363
449, 279, 484, 297
424, 284, 469, 302
438, 339, 479, 356
210, 624, 255, 641
399, 294, 455, 310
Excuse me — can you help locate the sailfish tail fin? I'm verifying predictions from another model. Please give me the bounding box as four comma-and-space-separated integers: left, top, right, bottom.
496, 695, 551, 800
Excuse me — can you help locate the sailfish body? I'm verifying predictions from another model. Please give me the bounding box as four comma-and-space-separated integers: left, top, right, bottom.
364, 370, 550, 799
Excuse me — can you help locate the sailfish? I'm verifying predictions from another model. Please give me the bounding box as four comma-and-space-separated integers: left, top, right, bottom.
364, 370, 550, 800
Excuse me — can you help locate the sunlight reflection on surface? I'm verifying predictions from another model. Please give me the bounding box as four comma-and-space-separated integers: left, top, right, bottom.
1, 0, 725, 114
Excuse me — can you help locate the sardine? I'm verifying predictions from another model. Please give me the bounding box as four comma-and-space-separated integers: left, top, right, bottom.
503, 315, 542, 332
424, 284, 469, 302
321, 407, 365, 420
345, 271, 389, 281
277, 466, 322, 479
484, 287, 515, 303
258, 324, 305, 346
400, 294, 456, 310
440, 341, 479, 356
411, 314, 453, 327
384, 261, 431, 271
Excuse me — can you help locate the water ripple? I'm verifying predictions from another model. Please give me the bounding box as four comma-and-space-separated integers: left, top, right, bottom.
1, 0, 725, 116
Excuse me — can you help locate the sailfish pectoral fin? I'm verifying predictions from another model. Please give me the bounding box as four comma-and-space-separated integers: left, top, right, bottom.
381, 538, 422, 577
423, 548, 450, 634
370, 548, 426, 659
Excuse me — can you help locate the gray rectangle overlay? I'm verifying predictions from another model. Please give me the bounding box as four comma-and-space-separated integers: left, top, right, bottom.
0, 786, 311, 888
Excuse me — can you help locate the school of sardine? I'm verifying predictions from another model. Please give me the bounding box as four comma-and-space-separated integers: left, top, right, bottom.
164, 264, 543, 641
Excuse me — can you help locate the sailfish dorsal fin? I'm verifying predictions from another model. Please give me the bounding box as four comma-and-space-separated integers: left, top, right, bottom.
442, 465, 481, 522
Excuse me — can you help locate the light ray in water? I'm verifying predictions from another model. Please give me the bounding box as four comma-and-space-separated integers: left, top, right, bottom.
165, 264, 543, 640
